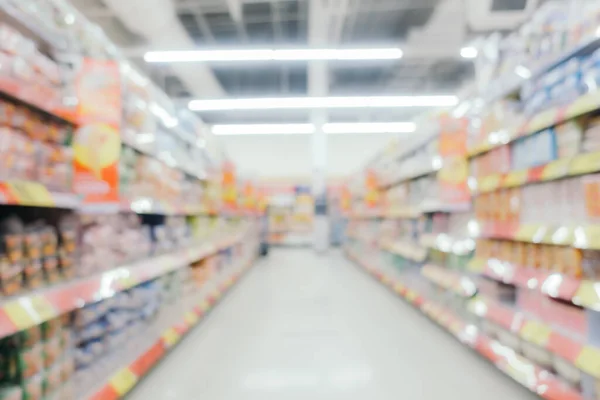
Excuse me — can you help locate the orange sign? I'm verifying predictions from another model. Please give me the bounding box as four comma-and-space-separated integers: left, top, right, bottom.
221, 161, 237, 209
241, 181, 257, 211
340, 186, 351, 213
364, 169, 380, 208
439, 115, 468, 157
73, 59, 121, 204
438, 157, 470, 205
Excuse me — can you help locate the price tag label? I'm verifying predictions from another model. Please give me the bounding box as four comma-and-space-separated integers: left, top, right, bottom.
4, 301, 36, 330
503, 170, 528, 188
200, 300, 210, 313
184, 311, 198, 326
467, 258, 486, 272
529, 108, 555, 133
566, 91, 600, 119
515, 225, 543, 242
576, 226, 600, 250
541, 158, 571, 181
478, 174, 501, 193
6, 181, 53, 206
574, 281, 600, 310
109, 368, 138, 396
4, 295, 57, 331
519, 321, 552, 347
29, 296, 57, 322
575, 346, 600, 378
569, 151, 600, 176
162, 328, 180, 348
405, 290, 418, 303
393, 283, 405, 295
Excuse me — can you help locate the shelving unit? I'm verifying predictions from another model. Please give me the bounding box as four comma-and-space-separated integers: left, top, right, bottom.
0, 2, 262, 400
343, 4, 600, 399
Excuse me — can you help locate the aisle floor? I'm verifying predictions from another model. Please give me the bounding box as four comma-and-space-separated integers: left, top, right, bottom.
128, 249, 537, 400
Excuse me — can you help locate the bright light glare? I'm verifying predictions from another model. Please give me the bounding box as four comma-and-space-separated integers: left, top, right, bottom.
190, 96, 458, 111
460, 46, 478, 59
514, 65, 532, 79
212, 124, 315, 135
212, 122, 415, 135
323, 122, 415, 134
145, 48, 402, 63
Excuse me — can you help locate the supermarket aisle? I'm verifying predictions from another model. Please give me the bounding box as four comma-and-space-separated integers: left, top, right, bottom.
128, 249, 536, 400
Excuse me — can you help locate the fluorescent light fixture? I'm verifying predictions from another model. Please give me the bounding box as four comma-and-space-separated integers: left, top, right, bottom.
144, 48, 402, 63
211, 122, 415, 135
212, 124, 315, 135
190, 95, 458, 111
460, 46, 478, 59
323, 122, 415, 134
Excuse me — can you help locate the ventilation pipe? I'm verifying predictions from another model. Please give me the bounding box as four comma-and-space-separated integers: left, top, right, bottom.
102, 0, 224, 98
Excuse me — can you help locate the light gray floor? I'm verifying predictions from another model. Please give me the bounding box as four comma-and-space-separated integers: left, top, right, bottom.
128, 248, 537, 400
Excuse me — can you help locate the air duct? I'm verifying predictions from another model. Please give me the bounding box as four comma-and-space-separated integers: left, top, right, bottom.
102, 0, 224, 97
465, 0, 539, 31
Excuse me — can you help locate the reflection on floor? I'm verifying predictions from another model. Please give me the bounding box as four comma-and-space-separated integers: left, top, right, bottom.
128, 248, 537, 400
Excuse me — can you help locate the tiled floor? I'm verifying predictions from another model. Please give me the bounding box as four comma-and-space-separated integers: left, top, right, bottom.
128, 248, 537, 400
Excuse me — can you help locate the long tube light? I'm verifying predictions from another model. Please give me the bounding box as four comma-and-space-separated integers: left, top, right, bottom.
212, 124, 315, 135
211, 122, 416, 135
145, 48, 402, 63
323, 122, 415, 134
190, 96, 458, 111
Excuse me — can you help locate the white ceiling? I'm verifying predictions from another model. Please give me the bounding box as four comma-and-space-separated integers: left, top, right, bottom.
69, 0, 517, 123
68, 0, 541, 178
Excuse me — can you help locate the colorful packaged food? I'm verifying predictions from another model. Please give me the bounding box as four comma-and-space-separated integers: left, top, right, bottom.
15, 344, 43, 379
0, 385, 22, 400
20, 374, 42, 400
43, 336, 62, 369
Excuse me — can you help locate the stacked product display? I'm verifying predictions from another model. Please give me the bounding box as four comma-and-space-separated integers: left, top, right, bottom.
266, 186, 314, 246
0, 1, 260, 400
343, 5, 600, 398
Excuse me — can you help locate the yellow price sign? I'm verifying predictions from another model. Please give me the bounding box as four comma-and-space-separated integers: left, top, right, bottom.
162, 328, 181, 348
573, 281, 600, 310
503, 170, 528, 188
29, 296, 57, 322
200, 300, 210, 313
109, 368, 138, 395
393, 283, 405, 294
6, 181, 53, 206
541, 158, 571, 181
405, 290, 418, 303
4, 302, 37, 330
515, 225, 544, 242
576, 226, 600, 250
575, 346, 600, 378
4, 296, 57, 330
528, 108, 556, 134
478, 174, 501, 193
569, 151, 600, 176
467, 258, 486, 272
566, 91, 600, 119
519, 321, 552, 347
184, 312, 199, 326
